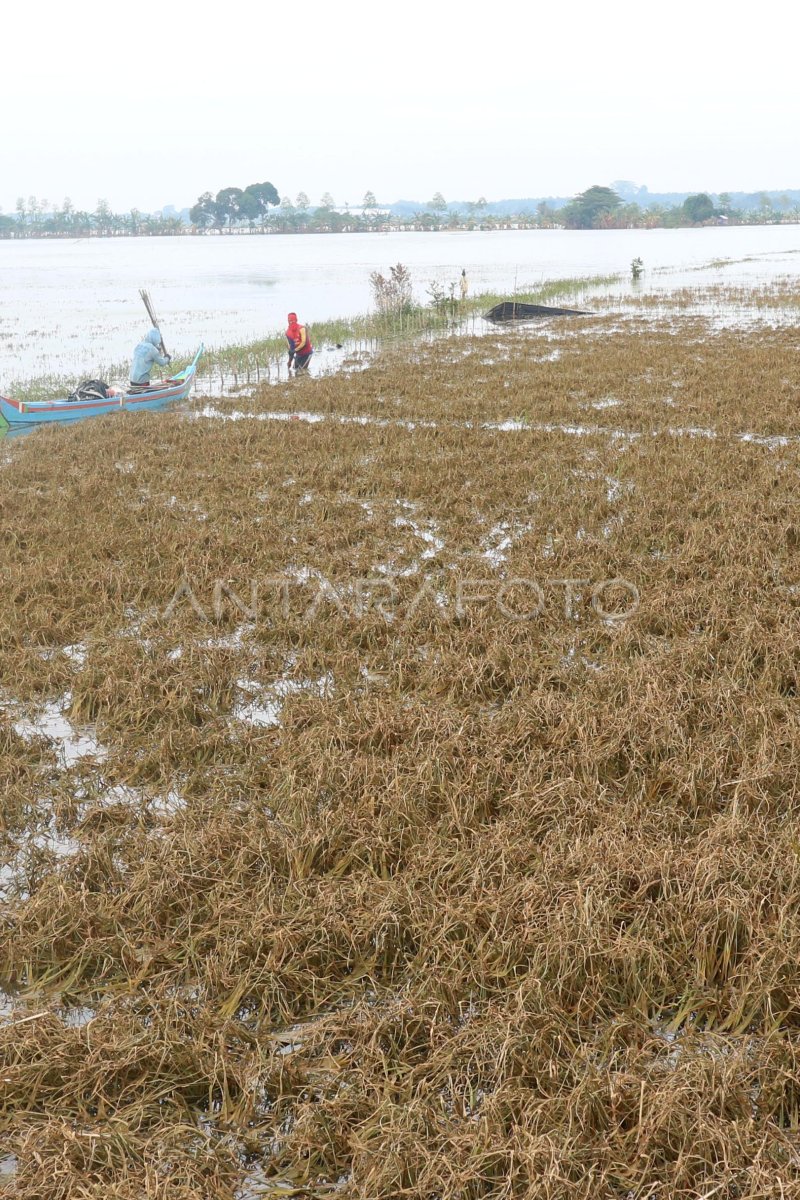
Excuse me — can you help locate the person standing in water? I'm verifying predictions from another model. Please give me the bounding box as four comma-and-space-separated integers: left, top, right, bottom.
459, 269, 468, 302
130, 328, 171, 390
285, 312, 313, 373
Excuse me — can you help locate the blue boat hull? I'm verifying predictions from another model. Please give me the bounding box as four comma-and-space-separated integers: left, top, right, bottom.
0, 346, 203, 428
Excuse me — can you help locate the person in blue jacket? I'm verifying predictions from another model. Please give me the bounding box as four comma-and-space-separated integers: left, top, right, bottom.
130, 328, 171, 389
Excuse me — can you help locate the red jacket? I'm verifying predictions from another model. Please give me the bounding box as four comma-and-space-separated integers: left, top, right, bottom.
286, 312, 312, 356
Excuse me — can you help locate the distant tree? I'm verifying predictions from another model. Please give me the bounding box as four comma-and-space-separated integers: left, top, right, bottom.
28, 196, 43, 227
428, 192, 447, 214
47, 198, 72, 234
295, 191, 310, 211
465, 197, 487, 222
562, 185, 622, 229
536, 200, 553, 225
190, 192, 217, 229
95, 198, 113, 235
319, 192, 335, 209
316, 208, 348, 231
363, 190, 377, 209
238, 189, 262, 229
617, 202, 643, 228
682, 193, 715, 224
215, 187, 245, 229
717, 192, 733, 215
277, 196, 295, 229
640, 203, 666, 229
757, 192, 774, 219
244, 181, 280, 224
250, 180, 279, 206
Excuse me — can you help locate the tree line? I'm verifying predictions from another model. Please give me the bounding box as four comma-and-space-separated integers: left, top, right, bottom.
555, 185, 796, 229
0, 197, 186, 238
187, 185, 798, 233
2, 184, 797, 240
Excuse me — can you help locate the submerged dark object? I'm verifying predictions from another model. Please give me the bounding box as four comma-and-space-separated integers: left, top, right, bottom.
483, 301, 592, 322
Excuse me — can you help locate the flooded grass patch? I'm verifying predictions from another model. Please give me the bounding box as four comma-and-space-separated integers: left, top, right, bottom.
4, 286, 800, 1196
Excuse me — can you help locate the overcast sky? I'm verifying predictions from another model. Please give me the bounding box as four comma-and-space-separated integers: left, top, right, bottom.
3, 0, 797, 214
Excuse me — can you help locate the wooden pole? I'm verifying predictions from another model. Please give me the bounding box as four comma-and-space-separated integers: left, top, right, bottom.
139, 289, 168, 357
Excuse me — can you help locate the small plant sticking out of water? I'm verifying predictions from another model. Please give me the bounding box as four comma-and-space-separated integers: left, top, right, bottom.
631, 256, 644, 281
369, 262, 413, 315
426, 278, 459, 320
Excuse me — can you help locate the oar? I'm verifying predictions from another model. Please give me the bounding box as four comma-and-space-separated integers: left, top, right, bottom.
139, 289, 169, 358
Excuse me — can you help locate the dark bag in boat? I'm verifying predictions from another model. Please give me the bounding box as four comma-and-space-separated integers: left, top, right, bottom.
67, 379, 110, 403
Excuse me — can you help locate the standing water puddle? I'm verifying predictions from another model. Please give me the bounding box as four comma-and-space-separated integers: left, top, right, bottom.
3, 693, 106, 766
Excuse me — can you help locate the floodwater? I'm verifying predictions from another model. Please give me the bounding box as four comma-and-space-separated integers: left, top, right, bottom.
1, 225, 799, 384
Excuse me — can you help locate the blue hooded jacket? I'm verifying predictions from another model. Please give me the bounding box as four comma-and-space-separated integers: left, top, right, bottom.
131, 328, 169, 384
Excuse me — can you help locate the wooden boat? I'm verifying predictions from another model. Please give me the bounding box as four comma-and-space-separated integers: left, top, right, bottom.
0, 345, 204, 429
483, 301, 592, 322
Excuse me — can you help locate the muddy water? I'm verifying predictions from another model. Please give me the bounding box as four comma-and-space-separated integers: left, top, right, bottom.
1, 225, 799, 383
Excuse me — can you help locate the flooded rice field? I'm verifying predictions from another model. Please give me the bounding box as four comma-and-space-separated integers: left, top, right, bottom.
3, 289, 800, 1197
1, 224, 799, 386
